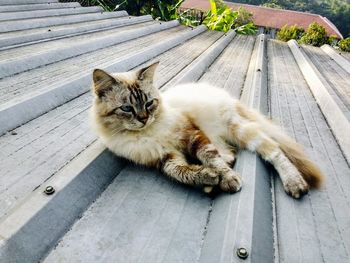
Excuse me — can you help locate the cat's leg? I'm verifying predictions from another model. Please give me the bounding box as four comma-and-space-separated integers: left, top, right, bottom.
230, 121, 309, 198
159, 153, 220, 187
211, 138, 237, 167
186, 130, 242, 193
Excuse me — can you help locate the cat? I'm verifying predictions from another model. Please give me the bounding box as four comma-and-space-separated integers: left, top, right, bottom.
90, 62, 323, 198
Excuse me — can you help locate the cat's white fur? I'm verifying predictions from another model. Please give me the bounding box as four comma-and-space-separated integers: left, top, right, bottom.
163, 83, 238, 157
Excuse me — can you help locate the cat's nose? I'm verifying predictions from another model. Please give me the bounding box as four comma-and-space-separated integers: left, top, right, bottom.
137, 115, 148, 124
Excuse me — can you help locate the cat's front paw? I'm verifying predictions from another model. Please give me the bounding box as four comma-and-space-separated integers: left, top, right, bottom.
221, 154, 236, 168
220, 170, 242, 193
283, 175, 309, 199
199, 167, 220, 186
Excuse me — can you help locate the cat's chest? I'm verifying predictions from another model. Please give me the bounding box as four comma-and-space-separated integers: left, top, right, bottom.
110, 135, 167, 165
129, 136, 161, 151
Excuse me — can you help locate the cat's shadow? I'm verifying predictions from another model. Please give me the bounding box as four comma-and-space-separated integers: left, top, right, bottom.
117, 160, 218, 201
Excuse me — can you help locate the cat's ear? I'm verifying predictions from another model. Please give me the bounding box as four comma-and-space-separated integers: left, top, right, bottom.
136, 61, 159, 83
92, 69, 117, 98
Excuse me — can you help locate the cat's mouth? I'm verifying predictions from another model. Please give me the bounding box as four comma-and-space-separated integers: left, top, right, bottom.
127, 120, 151, 131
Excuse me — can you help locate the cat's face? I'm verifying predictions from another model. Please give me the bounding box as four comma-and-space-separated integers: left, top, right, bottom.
92, 62, 161, 132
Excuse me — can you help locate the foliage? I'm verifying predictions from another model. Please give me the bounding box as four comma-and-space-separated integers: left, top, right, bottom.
203, 3, 237, 32
93, 0, 189, 23
328, 35, 338, 46
276, 24, 304, 41
178, 9, 201, 27
338, 37, 350, 52
213, 0, 226, 9
233, 7, 253, 28
203, 0, 257, 34
88, 0, 256, 34
299, 22, 329, 47
276, 22, 349, 51
234, 22, 257, 35
261, 2, 283, 9
103, 0, 184, 17
144, 0, 184, 21
90, 0, 125, 11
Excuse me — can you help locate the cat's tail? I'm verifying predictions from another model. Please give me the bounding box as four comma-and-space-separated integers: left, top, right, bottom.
262, 122, 324, 189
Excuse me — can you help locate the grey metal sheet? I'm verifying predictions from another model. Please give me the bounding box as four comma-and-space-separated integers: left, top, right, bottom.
321, 45, 350, 74
200, 34, 255, 98
0, 11, 128, 33
162, 30, 236, 88
0, 26, 185, 105
302, 44, 350, 119
0, 145, 125, 263
268, 39, 350, 262
288, 39, 350, 164
340, 49, 350, 61
0, 0, 58, 4
0, 15, 154, 49
0, 93, 95, 219
0, 20, 157, 61
0, 6, 103, 22
0, 2, 81, 12
134, 30, 224, 88
44, 166, 211, 263
0, 20, 170, 78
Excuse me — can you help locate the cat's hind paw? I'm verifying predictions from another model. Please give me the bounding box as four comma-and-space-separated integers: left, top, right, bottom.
283, 175, 309, 199
220, 171, 242, 193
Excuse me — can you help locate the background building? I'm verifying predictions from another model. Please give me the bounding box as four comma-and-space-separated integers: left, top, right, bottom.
182, 0, 343, 38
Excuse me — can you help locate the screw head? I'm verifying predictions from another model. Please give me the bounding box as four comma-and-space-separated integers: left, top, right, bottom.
236, 247, 249, 259
44, 186, 55, 195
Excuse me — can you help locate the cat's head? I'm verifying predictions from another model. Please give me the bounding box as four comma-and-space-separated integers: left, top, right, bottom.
91, 62, 161, 132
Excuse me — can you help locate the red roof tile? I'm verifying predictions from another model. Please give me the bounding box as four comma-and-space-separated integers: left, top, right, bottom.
182, 0, 343, 38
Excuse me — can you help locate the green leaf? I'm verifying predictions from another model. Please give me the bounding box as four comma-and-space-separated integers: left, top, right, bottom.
209, 0, 217, 15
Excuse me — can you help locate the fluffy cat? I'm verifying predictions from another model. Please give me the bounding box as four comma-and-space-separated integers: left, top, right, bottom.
90, 62, 323, 198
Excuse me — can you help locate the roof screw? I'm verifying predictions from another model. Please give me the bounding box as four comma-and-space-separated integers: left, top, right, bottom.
44, 186, 55, 195
10, 131, 17, 135
236, 247, 249, 259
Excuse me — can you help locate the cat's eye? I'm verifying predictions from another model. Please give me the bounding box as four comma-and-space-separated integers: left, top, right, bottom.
145, 100, 154, 108
120, 105, 133, 112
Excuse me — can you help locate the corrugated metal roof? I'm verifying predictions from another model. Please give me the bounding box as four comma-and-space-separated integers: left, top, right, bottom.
182, 0, 344, 38
0, 1, 349, 263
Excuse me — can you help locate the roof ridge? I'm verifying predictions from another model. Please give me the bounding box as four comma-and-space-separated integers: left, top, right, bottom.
321, 15, 343, 38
